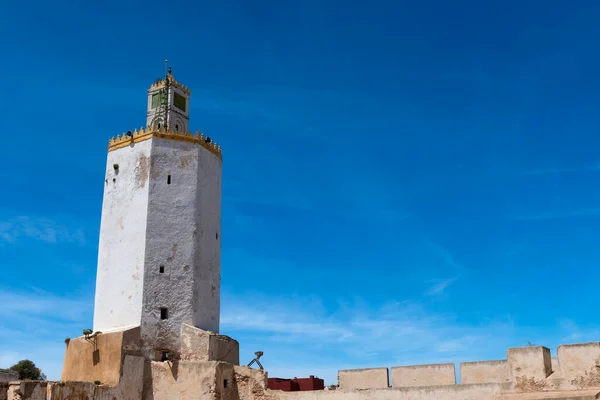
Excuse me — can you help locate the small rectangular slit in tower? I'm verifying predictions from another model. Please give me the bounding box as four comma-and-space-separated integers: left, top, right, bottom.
160, 307, 168, 319
159, 266, 164, 273
167, 175, 171, 184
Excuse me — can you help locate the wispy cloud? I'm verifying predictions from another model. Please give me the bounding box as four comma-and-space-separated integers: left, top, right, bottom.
220, 292, 523, 384
426, 242, 466, 275
0, 287, 92, 379
423, 277, 460, 296
0, 216, 85, 245
221, 292, 600, 384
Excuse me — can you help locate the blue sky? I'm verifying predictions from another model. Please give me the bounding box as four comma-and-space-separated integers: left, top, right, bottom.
2, 0, 600, 385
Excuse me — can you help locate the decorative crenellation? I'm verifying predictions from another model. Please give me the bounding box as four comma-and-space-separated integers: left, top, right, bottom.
108, 127, 222, 159
149, 73, 191, 95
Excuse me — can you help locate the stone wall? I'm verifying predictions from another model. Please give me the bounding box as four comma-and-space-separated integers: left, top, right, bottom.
338, 368, 389, 390
61, 326, 141, 385
180, 324, 239, 365
7, 341, 600, 399
333, 343, 600, 397
391, 363, 455, 388
460, 360, 510, 384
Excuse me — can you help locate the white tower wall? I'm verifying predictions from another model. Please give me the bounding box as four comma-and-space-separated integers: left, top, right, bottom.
93, 140, 153, 332
140, 137, 221, 356
92, 71, 223, 359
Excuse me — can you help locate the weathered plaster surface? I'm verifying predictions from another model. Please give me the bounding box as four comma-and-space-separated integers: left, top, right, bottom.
61, 327, 141, 385
391, 363, 455, 388
94, 139, 153, 332
141, 137, 221, 358
92, 134, 221, 359
508, 347, 553, 381
557, 343, 600, 386
180, 324, 239, 365
338, 367, 389, 390
461, 360, 510, 384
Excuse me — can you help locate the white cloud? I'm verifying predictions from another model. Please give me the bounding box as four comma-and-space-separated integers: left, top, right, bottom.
221, 293, 520, 384
423, 276, 459, 296
0, 216, 85, 245
220, 292, 600, 385
0, 288, 93, 380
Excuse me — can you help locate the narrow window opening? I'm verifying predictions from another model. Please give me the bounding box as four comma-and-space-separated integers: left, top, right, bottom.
160, 307, 168, 320
112, 178, 116, 183
216, 232, 219, 240
175, 124, 179, 131
161, 351, 168, 361
157, 122, 161, 129
223, 379, 228, 388
167, 175, 171, 185
159, 266, 164, 273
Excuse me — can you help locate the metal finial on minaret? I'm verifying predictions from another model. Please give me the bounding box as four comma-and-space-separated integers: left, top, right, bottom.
164, 59, 169, 77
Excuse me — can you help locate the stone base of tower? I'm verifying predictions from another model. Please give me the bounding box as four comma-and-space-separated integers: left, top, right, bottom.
61, 326, 143, 385
59, 324, 243, 399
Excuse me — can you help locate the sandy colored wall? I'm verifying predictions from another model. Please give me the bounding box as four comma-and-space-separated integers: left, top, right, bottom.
146, 361, 264, 400
269, 382, 513, 400
61, 326, 141, 385
460, 360, 510, 384
7, 355, 144, 400
557, 342, 600, 385
180, 324, 239, 365
391, 363, 455, 388
338, 368, 389, 390
507, 346, 552, 381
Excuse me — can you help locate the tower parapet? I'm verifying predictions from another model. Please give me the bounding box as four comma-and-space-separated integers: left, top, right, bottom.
149, 73, 191, 95
108, 127, 222, 159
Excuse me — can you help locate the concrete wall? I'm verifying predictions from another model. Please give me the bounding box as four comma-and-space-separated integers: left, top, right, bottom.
332, 344, 600, 395
507, 346, 552, 381
391, 363, 455, 388
180, 324, 239, 365
270, 382, 514, 400
94, 138, 153, 333
8, 354, 144, 400
557, 342, 600, 389
460, 360, 510, 384
338, 368, 389, 390
140, 136, 222, 359
61, 327, 141, 385
0, 370, 18, 383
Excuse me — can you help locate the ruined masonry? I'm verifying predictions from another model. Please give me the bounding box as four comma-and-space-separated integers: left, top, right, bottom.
2, 72, 600, 400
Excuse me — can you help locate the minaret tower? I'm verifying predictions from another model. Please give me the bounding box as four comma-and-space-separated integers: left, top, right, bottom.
146, 65, 190, 133
93, 68, 223, 359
